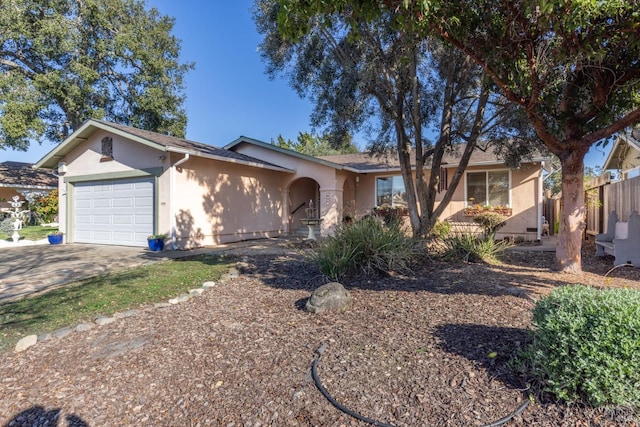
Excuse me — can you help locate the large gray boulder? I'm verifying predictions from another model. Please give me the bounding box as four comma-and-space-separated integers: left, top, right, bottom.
305, 282, 352, 313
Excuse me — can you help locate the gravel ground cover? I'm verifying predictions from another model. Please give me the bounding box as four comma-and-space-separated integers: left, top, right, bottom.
0, 241, 638, 426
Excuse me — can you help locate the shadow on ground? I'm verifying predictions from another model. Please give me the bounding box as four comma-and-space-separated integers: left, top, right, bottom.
3, 406, 89, 427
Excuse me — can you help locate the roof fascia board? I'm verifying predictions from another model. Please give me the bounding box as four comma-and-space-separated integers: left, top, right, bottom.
0, 184, 57, 190
166, 147, 294, 173
225, 136, 345, 170
349, 157, 548, 174
202, 153, 295, 173
603, 132, 640, 170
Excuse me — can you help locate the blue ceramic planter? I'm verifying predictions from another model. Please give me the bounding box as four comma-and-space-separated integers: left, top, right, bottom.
48, 234, 63, 245
147, 238, 165, 251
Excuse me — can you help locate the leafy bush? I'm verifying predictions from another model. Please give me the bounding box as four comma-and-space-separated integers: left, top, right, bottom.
29, 190, 59, 224
472, 211, 507, 239
514, 285, 640, 409
430, 220, 452, 240
0, 218, 15, 236
441, 228, 512, 262
312, 216, 425, 280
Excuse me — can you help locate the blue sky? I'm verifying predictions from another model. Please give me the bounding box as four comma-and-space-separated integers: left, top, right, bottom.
2, 0, 612, 169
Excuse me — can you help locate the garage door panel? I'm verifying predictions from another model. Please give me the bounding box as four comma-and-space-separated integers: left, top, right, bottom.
135, 196, 153, 207
73, 177, 154, 247
113, 215, 133, 225
113, 197, 133, 208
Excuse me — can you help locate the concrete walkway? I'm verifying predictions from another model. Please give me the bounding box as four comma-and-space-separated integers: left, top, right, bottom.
508, 235, 558, 252
0, 238, 295, 304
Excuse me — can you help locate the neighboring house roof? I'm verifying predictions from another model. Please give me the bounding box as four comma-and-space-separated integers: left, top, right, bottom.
603, 128, 640, 171
0, 161, 57, 190
35, 119, 294, 173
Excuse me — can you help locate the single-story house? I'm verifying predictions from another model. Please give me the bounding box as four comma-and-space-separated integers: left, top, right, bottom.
35, 119, 549, 249
602, 127, 640, 180
0, 161, 58, 213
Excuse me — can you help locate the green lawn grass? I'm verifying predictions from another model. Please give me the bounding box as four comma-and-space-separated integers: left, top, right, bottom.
0, 225, 58, 241
0, 254, 232, 352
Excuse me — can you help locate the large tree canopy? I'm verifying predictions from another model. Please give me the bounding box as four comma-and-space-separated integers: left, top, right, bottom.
275, 0, 640, 273
0, 0, 193, 150
255, 0, 539, 237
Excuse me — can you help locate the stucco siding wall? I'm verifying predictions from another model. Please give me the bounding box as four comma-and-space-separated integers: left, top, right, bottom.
354, 164, 542, 239
174, 157, 286, 248
63, 130, 164, 175
57, 130, 169, 241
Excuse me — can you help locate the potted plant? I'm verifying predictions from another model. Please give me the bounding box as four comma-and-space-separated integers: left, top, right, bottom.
47, 231, 64, 245
147, 234, 167, 251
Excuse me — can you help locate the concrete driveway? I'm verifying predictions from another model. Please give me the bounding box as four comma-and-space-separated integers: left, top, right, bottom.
0, 244, 172, 303
0, 238, 294, 304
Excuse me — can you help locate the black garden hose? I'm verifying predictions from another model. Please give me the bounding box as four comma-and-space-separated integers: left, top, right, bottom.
311, 343, 530, 427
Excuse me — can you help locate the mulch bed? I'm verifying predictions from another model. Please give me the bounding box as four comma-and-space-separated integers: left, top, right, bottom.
0, 240, 638, 426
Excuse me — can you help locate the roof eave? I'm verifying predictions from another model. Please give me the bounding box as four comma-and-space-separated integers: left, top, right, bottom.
0, 184, 57, 190
225, 136, 345, 170
166, 147, 294, 173
603, 132, 640, 171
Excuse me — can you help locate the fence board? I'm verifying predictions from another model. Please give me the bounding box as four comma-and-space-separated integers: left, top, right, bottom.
607, 176, 640, 221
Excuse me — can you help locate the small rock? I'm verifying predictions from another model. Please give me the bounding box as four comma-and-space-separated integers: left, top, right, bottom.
95, 316, 116, 326
219, 274, 234, 282
114, 309, 140, 318
76, 323, 94, 332
202, 281, 217, 288
189, 288, 204, 296
235, 261, 250, 271
15, 335, 37, 352
37, 333, 52, 342
227, 268, 240, 277
168, 294, 190, 304
305, 282, 352, 313
153, 302, 172, 309
53, 327, 74, 339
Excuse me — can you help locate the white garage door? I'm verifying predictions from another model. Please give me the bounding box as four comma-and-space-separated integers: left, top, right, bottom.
74, 177, 154, 246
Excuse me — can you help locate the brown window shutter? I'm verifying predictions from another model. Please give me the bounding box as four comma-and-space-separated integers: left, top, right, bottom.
438, 167, 448, 193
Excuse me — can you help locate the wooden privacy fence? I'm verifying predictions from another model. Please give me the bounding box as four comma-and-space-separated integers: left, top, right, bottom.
584, 173, 640, 237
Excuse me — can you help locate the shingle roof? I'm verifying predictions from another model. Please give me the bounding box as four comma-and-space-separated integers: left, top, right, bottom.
318, 145, 505, 171
0, 161, 58, 189
97, 121, 288, 170
36, 120, 293, 172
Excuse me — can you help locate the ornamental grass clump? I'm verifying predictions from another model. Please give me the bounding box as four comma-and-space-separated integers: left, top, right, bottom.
514, 285, 640, 409
312, 216, 424, 281
439, 223, 512, 263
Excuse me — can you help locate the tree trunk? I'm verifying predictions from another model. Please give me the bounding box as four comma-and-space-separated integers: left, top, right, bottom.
556, 148, 588, 273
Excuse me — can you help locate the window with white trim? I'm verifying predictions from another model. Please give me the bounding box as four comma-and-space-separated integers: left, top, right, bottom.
376, 176, 407, 207
466, 170, 510, 207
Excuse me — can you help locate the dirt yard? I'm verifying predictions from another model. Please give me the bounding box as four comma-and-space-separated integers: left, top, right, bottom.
0, 241, 638, 426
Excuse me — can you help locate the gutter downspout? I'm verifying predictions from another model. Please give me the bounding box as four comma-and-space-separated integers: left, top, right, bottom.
171, 153, 190, 250
537, 163, 543, 241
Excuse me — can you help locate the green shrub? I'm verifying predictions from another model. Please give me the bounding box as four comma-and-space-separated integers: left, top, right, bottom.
312, 216, 424, 280
430, 220, 452, 240
514, 285, 640, 409
472, 211, 507, 239
0, 218, 15, 236
441, 229, 512, 262
29, 190, 59, 224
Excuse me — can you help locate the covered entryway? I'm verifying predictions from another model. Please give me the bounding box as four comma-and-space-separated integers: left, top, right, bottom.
73, 177, 154, 246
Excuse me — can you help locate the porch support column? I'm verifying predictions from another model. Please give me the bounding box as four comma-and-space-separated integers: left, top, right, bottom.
319, 188, 340, 236
282, 189, 290, 235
